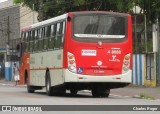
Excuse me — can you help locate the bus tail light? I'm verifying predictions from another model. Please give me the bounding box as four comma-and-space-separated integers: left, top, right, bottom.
68, 52, 77, 73
122, 54, 130, 74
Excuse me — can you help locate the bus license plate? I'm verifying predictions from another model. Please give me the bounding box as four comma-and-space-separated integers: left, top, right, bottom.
94, 70, 105, 74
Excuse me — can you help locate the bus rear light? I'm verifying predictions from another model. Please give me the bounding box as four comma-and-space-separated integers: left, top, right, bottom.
116, 78, 121, 80
69, 60, 75, 64
68, 52, 77, 73
68, 55, 74, 59
124, 61, 129, 66
124, 55, 130, 60
122, 54, 130, 74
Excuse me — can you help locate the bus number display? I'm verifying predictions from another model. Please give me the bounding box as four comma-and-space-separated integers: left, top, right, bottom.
107, 49, 121, 54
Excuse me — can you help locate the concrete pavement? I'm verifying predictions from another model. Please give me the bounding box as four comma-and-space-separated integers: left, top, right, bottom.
111, 86, 160, 99
0, 78, 159, 99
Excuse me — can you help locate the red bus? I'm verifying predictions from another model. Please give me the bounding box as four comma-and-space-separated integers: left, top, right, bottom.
18, 11, 132, 97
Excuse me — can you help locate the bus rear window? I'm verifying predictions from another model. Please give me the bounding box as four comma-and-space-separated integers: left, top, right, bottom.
73, 14, 127, 42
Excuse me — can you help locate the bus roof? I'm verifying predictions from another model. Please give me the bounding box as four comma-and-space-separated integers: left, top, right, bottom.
71, 11, 129, 16
21, 11, 129, 31
21, 13, 68, 31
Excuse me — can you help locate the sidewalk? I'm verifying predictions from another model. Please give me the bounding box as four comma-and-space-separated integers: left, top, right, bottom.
0, 78, 160, 99
0, 78, 26, 87
111, 86, 160, 100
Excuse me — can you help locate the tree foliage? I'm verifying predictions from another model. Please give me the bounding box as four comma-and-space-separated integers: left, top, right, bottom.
14, 0, 160, 23
134, 0, 160, 23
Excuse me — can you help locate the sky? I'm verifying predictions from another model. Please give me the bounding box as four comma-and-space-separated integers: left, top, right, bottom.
0, 0, 8, 3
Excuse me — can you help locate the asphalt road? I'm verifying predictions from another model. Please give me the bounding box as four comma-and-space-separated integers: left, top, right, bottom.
0, 86, 160, 114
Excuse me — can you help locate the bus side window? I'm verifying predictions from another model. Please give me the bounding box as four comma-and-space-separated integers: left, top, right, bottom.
55, 23, 61, 49
21, 31, 25, 41
43, 26, 49, 50
49, 24, 56, 49
29, 30, 34, 52
34, 29, 39, 51
25, 32, 29, 53
38, 28, 44, 51
61, 21, 66, 48
28, 31, 31, 52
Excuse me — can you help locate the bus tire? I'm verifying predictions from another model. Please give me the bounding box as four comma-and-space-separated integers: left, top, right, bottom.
26, 76, 35, 93
92, 88, 110, 98
27, 86, 35, 93
70, 89, 78, 95
92, 88, 100, 97
101, 89, 110, 97
46, 72, 53, 96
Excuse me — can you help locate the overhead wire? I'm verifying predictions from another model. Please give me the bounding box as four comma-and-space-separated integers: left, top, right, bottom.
0, 0, 101, 34
0, 8, 33, 26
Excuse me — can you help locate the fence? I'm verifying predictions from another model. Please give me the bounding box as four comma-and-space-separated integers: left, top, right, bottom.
132, 53, 157, 87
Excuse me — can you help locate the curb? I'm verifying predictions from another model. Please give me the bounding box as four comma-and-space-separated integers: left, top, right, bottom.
132, 95, 141, 99
0, 83, 26, 88
0, 83, 14, 87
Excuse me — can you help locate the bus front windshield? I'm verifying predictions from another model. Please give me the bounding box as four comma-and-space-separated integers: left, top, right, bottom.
73, 14, 126, 40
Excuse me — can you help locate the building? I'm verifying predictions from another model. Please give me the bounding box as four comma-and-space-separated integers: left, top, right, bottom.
0, 0, 13, 9
0, 0, 38, 80
0, 0, 38, 48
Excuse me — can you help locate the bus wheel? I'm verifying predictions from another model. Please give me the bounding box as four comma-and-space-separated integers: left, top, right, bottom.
46, 72, 53, 96
27, 86, 35, 93
70, 89, 78, 95
92, 88, 110, 98
26, 77, 34, 93
101, 89, 110, 98
91, 88, 99, 97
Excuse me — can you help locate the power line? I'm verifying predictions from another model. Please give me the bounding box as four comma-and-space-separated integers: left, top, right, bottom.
0, 10, 33, 26
0, 0, 101, 30
0, 7, 30, 18
14, 10, 32, 20
0, 0, 100, 25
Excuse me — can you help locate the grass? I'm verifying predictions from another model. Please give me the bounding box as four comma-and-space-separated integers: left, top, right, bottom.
139, 93, 155, 100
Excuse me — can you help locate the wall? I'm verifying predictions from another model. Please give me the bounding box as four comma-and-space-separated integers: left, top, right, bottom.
0, 0, 13, 9
20, 5, 39, 29
0, 2, 39, 49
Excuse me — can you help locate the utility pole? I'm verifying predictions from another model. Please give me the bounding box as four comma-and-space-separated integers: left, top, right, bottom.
33, 4, 35, 24
0, 22, 4, 50
38, 0, 44, 22
6, 16, 10, 60
7, 16, 10, 45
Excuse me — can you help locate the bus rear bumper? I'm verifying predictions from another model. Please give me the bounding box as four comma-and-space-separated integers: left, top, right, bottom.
64, 69, 132, 83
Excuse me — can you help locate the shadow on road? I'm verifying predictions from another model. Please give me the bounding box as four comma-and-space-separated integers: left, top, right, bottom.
31, 91, 93, 98
24, 89, 110, 98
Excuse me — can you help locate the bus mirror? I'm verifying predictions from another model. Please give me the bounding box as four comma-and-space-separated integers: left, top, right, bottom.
16, 44, 21, 57
67, 16, 71, 22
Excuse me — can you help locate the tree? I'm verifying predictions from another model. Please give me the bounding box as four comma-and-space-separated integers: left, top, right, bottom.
14, 0, 160, 23
134, 0, 160, 23
14, 0, 135, 20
